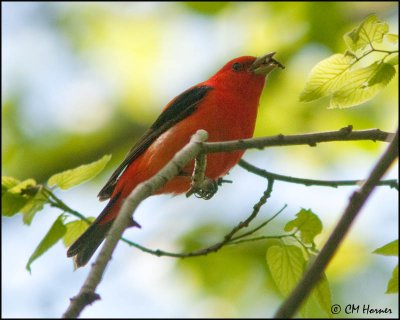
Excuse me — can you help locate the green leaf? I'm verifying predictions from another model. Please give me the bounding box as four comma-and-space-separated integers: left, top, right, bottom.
48, 154, 111, 190
267, 247, 332, 317
21, 189, 48, 225
385, 33, 398, 43
2, 176, 20, 194
266, 244, 305, 296
8, 178, 37, 193
2, 192, 29, 217
330, 62, 396, 108
368, 63, 396, 86
386, 54, 398, 66
301, 15, 396, 108
373, 241, 398, 295
2, 179, 38, 217
284, 209, 322, 245
26, 215, 67, 273
1, 177, 47, 223
373, 240, 398, 256
63, 218, 94, 247
300, 54, 354, 102
386, 265, 398, 294
344, 14, 389, 52
310, 260, 332, 316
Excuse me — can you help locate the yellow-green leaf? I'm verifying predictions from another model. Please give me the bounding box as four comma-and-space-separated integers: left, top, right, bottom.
2, 179, 38, 217
21, 189, 48, 225
26, 215, 67, 272
2, 176, 20, 194
284, 209, 322, 244
8, 179, 37, 193
267, 248, 332, 318
311, 263, 332, 316
373, 240, 398, 256
2, 192, 29, 217
330, 62, 395, 108
344, 14, 389, 52
48, 154, 111, 190
266, 244, 305, 296
299, 270, 332, 318
300, 54, 354, 102
373, 241, 398, 295
368, 62, 396, 86
385, 33, 398, 43
63, 218, 94, 247
386, 53, 398, 66
386, 265, 398, 294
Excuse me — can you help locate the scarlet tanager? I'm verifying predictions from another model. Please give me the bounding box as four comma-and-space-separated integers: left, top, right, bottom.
67, 52, 284, 267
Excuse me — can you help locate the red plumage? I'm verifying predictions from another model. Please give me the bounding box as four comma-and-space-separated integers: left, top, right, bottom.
67, 53, 283, 267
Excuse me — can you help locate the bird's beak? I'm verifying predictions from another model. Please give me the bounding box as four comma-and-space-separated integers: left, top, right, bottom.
249, 52, 285, 76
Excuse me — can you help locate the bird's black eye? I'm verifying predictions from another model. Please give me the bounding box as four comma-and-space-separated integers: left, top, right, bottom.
232, 62, 243, 72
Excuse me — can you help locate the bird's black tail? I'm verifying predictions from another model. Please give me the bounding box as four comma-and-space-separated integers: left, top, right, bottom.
67, 218, 113, 268
67, 194, 122, 268
67, 192, 140, 268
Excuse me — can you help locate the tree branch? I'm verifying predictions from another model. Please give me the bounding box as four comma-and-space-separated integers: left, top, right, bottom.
48, 127, 395, 264
62, 130, 209, 318
202, 126, 393, 153
274, 129, 399, 318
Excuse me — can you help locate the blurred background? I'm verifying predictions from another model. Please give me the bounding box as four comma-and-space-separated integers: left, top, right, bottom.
2, 2, 398, 318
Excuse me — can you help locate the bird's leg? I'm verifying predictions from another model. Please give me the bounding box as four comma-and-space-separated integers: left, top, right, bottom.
185, 153, 233, 200
185, 152, 213, 199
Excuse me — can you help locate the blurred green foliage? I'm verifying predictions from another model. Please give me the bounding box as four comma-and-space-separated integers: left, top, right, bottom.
183, 2, 231, 15
2, 2, 398, 182
177, 224, 282, 317
2, 2, 398, 318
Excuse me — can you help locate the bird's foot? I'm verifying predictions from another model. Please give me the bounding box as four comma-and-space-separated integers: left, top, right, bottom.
186, 177, 232, 200
186, 176, 218, 200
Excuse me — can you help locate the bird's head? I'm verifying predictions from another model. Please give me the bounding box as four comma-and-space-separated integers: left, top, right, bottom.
208, 52, 284, 89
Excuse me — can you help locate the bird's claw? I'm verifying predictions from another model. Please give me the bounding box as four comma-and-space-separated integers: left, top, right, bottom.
186, 177, 219, 200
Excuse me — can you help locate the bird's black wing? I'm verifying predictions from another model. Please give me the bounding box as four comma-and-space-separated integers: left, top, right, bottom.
98, 85, 212, 200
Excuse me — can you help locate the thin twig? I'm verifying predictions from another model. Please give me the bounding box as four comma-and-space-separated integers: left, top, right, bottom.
239, 159, 399, 190
123, 179, 276, 258
231, 204, 287, 241
228, 234, 293, 246
274, 129, 399, 318
42, 188, 92, 224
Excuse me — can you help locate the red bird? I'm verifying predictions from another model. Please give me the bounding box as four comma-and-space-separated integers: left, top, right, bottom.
67, 53, 284, 267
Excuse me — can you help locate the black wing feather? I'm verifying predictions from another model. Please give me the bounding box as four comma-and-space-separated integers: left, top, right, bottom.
98, 85, 212, 200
